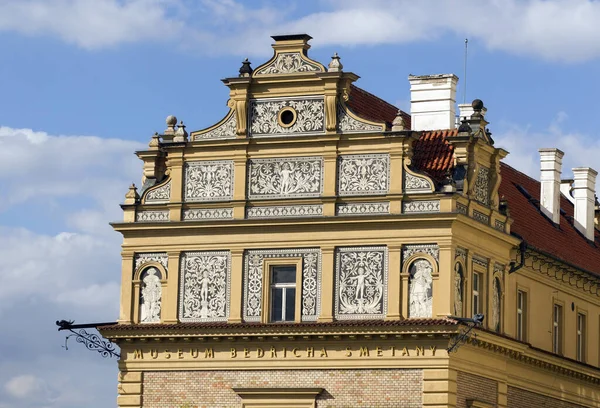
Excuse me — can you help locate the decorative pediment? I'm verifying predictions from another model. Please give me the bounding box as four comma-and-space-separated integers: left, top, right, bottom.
254, 52, 325, 76
190, 110, 237, 141
337, 103, 385, 133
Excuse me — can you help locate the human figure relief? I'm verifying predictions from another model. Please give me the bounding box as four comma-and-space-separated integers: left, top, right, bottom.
348, 266, 369, 300
409, 260, 433, 318
140, 268, 161, 323
280, 162, 293, 194
454, 263, 463, 317
199, 267, 210, 318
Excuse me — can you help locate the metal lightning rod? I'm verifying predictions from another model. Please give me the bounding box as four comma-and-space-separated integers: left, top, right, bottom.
463, 38, 468, 104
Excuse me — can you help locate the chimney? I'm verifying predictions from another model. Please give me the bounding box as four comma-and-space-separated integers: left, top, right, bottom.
457, 103, 487, 123
560, 179, 574, 204
539, 148, 564, 224
409, 74, 458, 131
572, 167, 597, 240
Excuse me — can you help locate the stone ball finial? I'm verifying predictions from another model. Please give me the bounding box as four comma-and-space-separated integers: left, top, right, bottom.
166, 115, 177, 127
472, 99, 484, 111
239, 58, 253, 77
392, 110, 406, 131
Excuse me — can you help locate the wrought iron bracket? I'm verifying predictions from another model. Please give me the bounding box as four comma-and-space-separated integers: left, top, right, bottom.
446, 314, 484, 353
56, 320, 120, 359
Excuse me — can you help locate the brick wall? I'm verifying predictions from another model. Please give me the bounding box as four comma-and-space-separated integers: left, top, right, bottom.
141, 369, 422, 408
456, 371, 497, 408
507, 386, 586, 408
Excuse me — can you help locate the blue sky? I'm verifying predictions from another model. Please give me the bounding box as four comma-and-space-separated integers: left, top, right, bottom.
2, 0, 600, 407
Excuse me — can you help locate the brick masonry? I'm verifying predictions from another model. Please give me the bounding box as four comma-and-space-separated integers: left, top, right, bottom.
456, 371, 497, 408
142, 369, 422, 408
507, 387, 586, 408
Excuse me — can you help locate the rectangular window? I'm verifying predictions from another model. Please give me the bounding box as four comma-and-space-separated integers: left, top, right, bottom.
516, 290, 527, 341
472, 272, 482, 315
270, 266, 296, 322
577, 313, 586, 362
553, 304, 563, 354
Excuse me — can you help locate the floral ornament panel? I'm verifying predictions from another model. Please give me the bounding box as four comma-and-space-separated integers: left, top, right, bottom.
337, 104, 383, 133
248, 157, 323, 199
338, 154, 390, 196
254, 52, 323, 75
475, 166, 490, 205
404, 172, 433, 193
134, 253, 168, 271
179, 251, 231, 322
184, 160, 234, 202
335, 246, 388, 320
192, 112, 236, 140
243, 249, 321, 322
402, 244, 439, 264
144, 179, 171, 203
136, 210, 169, 222
249, 97, 325, 137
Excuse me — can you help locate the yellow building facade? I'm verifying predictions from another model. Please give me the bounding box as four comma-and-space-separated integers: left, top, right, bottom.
102, 35, 600, 407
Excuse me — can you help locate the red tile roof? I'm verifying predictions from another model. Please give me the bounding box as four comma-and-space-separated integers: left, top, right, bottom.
412, 129, 456, 182
498, 163, 600, 276
411, 130, 600, 276
346, 85, 411, 129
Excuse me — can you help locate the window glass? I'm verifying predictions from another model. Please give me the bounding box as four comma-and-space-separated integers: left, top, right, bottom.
270, 266, 296, 322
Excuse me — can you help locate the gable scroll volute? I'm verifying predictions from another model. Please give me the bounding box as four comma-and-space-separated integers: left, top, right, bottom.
252, 34, 326, 76
189, 108, 237, 141
336, 102, 386, 134
403, 164, 435, 194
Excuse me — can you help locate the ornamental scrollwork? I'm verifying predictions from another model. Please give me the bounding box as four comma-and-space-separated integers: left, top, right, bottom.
182, 208, 233, 221
473, 210, 490, 225
402, 200, 440, 213
337, 154, 389, 196
192, 112, 236, 140
243, 249, 321, 322
335, 247, 388, 319
134, 253, 168, 271
403, 244, 439, 263
184, 161, 234, 202
254, 52, 323, 75
248, 157, 323, 199
249, 98, 325, 137
246, 205, 323, 219
135, 210, 169, 223
337, 104, 383, 133
405, 172, 433, 192
179, 251, 231, 322
144, 179, 171, 203
475, 166, 490, 205
336, 202, 390, 216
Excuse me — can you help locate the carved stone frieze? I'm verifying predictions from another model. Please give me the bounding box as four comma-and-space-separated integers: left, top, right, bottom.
184, 160, 234, 202
455, 247, 467, 264
243, 249, 321, 322
246, 205, 323, 219
248, 157, 323, 199
335, 246, 388, 319
192, 112, 236, 140
338, 154, 389, 196
456, 203, 468, 215
402, 200, 440, 213
473, 255, 489, 268
249, 97, 325, 137
475, 166, 490, 205
473, 210, 490, 225
337, 104, 382, 133
179, 251, 231, 322
336, 202, 390, 216
182, 208, 233, 221
144, 179, 171, 203
494, 220, 506, 231
254, 52, 323, 75
405, 171, 433, 193
403, 244, 439, 264
135, 210, 169, 223
494, 263, 505, 274
135, 252, 168, 271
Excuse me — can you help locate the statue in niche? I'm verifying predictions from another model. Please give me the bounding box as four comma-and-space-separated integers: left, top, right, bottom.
492, 278, 501, 331
409, 259, 433, 318
140, 267, 162, 323
454, 263, 463, 317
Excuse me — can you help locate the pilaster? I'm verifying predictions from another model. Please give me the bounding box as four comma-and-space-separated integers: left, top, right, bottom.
318, 247, 335, 322
423, 367, 457, 408
162, 251, 180, 324
228, 249, 245, 323
118, 253, 135, 324
385, 245, 402, 320
167, 151, 184, 222
435, 244, 453, 318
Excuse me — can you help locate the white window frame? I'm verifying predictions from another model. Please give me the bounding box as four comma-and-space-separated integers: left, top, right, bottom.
577, 312, 586, 362
553, 303, 563, 355
516, 289, 526, 341
472, 272, 482, 316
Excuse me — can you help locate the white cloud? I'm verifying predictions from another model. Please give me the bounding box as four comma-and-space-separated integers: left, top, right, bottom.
2, 0, 600, 62
495, 111, 600, 184
4, 375, 46, 399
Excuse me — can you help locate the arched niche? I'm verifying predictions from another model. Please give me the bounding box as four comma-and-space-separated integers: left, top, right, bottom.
453, 261, 466, 317
404, 256, 436, 318
133, 262, 168, 324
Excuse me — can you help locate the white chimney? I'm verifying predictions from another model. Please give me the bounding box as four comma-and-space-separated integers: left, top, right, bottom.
409, 74, 458, 131
560, 179, 574, 204
457, 103, 487, 122
539, 148, 564, 224
572, 167, 597, 240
